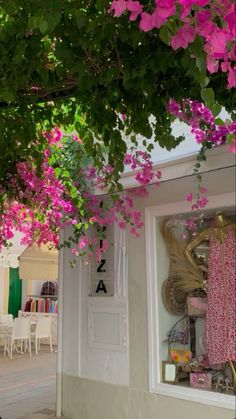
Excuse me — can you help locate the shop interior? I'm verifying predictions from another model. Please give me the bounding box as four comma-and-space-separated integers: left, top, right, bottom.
157, 208, 235, 395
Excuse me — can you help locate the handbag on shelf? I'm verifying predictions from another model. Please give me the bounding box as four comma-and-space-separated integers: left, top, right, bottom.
190, 372, 212, 389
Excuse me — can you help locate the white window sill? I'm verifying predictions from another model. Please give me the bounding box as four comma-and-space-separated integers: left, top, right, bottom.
152, 383, 235, 410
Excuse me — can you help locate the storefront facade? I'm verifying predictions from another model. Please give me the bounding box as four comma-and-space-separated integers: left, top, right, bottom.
58, 145, 235, 419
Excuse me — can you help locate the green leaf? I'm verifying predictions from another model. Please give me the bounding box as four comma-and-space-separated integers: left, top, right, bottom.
54, 167, 61, 177
212, 103, 222, 117
201, 88, 215, 106
215, 118, 224, 126
1, 90, 15, 102
226, 133, 235, 143
159, 26, 171, 45
96, 0, 106, 11
38, 19, 48, 34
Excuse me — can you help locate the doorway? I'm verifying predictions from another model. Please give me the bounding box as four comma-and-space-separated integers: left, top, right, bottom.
8, 267, 22, 318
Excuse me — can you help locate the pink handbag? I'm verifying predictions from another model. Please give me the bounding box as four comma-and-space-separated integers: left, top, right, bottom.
190, 372, 212, 389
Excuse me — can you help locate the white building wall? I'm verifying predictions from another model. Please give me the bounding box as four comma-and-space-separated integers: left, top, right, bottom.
0, 267, 4, 315
59, 147, 235, 419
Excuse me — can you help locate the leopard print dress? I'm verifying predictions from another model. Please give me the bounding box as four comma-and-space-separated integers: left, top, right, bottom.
206, 227, 236, 365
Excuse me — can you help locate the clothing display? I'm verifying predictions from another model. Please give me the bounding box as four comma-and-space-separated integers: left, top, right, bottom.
206, 227, 236, 365
162, 212, 236, 394
24, 297, 58, 313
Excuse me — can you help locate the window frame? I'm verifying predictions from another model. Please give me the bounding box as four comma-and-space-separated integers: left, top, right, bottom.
145, 192, 235, 410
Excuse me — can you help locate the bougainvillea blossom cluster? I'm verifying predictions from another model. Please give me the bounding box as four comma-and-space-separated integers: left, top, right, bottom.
168, 97, 236, 231
110, 0, 236, 88
0, 130, 161, 260
0, 96, 235, 256
168, 98, 236, 147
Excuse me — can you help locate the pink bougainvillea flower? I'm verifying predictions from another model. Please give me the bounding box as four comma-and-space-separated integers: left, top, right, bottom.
197, 196, 208, 208
152, 9, 167, 28
155, 0, 176, 18
139, 12, 155, 32
71, 248, 79, 256
44, 149, 51, 158
177, 0, 209, 19
206, 56, 219, 74
124, 196, 133, 208
78, 236, 89, 250
221, 61, 229, 72
43, 127, 63, 145
227, 66, 236, 88
72, 134, 83, 144
207, 29, 229, 58
186, 192, 193, 202
118, 220, 126, 229
195, 10, 215, 38
228, 139, 236, 154
177, 0, 209, 6
199, 187, 208, 194
171, 25, 195, 50
126, 1, 142, 21
224, 11, 236, 38
110, 0, 127, 17
124, 154, 133, 165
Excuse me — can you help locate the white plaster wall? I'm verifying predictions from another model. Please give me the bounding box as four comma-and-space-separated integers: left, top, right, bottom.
61, 238, 80, 377
61, 160, 235, 419
0, 267, 4, 315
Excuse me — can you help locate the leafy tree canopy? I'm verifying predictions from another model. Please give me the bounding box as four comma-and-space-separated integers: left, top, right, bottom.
0, 0, 234, 187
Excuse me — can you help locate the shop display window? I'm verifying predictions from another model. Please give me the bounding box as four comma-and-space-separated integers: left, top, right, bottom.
158, 211, 236, 395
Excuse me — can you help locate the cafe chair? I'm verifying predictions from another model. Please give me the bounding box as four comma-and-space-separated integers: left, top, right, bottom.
4, 317, 31, 358
31, 316, 53, 355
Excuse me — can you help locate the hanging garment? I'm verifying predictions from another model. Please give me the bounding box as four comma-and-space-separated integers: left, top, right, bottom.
206, 227, 236, 365
24, 299, 32, 312
37, 299, 44, 313
42, 299, 46, 312
45, 299, 51, 313
31, 300, 37, 312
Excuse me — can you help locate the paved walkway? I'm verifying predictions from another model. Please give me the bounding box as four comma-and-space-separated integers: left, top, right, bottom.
0, 349, 57, 419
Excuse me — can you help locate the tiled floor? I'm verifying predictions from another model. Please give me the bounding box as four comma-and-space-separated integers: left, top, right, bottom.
0, 348, 57, 419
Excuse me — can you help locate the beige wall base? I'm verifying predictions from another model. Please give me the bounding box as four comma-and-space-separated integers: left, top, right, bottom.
62, 375, 232, 419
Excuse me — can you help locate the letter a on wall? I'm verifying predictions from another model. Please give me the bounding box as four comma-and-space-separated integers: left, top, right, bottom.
96, 280, 107, 294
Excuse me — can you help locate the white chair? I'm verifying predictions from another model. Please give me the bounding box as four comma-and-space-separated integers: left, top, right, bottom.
32, 317, 52, 355
4, 317, 31, 358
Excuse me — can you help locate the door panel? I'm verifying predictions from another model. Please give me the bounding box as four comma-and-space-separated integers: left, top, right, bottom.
8, 268, 22, 317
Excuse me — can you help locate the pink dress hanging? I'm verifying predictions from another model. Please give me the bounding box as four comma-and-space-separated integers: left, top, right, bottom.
206, 227, 236, 365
